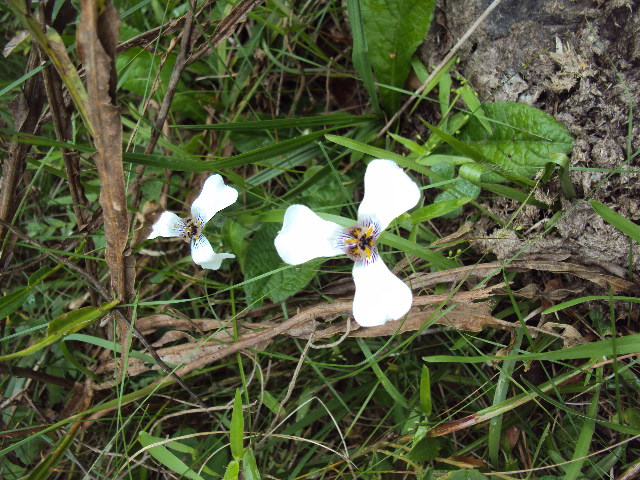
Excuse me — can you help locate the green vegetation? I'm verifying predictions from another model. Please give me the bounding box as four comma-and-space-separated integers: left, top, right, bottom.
0, 0, 638, 479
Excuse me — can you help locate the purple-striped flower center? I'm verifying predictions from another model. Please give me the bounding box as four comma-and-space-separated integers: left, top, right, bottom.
337, 220, 381, 265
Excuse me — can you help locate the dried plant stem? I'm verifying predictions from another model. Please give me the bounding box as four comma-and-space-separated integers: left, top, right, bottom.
0, 47, 45, 272
77, 0, 135, 374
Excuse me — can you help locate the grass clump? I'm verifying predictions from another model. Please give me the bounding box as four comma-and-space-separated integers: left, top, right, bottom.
0, 1, 639, 479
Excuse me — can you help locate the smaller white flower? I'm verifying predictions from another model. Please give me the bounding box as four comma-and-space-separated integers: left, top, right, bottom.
148, 175, 238, 270
274, 159, 420, 327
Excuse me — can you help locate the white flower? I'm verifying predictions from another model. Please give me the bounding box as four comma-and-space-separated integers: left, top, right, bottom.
274, 159, 420, 327
148, 175, 238, 270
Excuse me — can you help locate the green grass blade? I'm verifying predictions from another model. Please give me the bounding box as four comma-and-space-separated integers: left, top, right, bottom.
138, 432, 205, 480
176, 113, 377, 131
562, 368, 602, 480
346, 0, 380, 113
590, 200, 640, 242
358, 339, 410, 410
0, 300, 119, 362
423, 333, 640, 364
542, 295, 640, 314
420, 365, 432, 415
230, 388, 245, 461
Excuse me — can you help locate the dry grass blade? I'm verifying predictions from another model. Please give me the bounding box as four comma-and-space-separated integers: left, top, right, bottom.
409, 258, 640, 294
76, 1, 135, 353
96, 285, 505, 383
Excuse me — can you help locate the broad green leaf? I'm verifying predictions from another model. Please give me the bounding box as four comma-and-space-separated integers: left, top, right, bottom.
419, 365, 432, 415
230, 389, 244, 461
223, 461, 240, 480
242, 449, 261, 480
590, 200, 640, 242
439, 73, 452, 117
409, 436, 440, 462
360, 0, 436, 111
0, 300, 119, 362
138, 432, 204, 480
423, 120, 536, 186
244, 224, 322, 305
457, 102, 574, 180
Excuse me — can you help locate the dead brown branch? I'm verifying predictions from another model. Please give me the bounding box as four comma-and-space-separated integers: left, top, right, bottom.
76, 0, 135, 363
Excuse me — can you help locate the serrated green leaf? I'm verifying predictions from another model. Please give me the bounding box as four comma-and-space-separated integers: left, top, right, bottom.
360, 0, 436, 111
138, 432, 204, 480
230, 389, 244, 461
0, 300, 119, 362
590, 200, 640, 242
244, 224, 322, 305
457, 102, 574, 179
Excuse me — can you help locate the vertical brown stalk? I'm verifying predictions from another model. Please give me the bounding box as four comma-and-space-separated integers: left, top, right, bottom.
0, 48, 46, 271
76, 0, 134, 355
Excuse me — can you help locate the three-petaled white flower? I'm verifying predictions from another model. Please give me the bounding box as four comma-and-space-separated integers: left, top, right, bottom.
148, 175, 238, 270
274, 159, 420, 327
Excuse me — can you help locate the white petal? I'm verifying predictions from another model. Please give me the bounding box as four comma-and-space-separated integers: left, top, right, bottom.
190, 175, 238, 225
357, 159, 420, 231
190, 234, 235, 270
351, 257, 412, 327
148, 211, 185, 239
274, 205, 344, 265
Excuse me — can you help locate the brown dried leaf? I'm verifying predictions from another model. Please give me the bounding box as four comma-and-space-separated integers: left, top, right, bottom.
2, 30, 29, 58
76, 1, 134, 340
